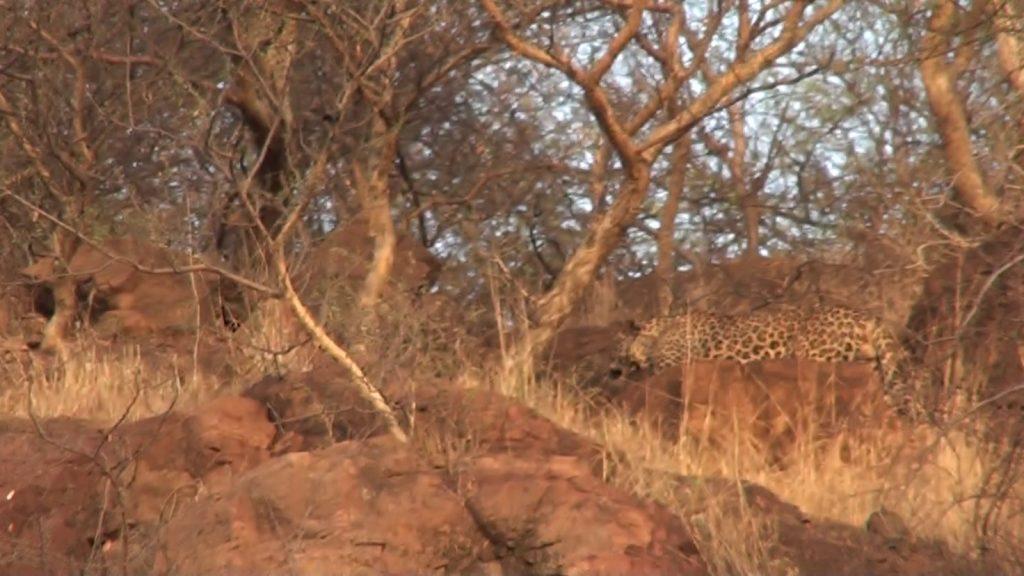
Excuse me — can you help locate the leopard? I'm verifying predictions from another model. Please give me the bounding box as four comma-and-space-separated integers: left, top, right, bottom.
609, 304, 920, 411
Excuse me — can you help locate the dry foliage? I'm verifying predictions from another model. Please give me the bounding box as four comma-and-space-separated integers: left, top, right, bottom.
1, 0, 1023, 573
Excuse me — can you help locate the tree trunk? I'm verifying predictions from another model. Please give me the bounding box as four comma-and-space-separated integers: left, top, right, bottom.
216, 15, 297, 271
355, 116, 401, 309
919, 0, 1002, 225
40, 277, 75, 354
728, 104, 760, 258
527, 164, 652, 355
989, 0, 1024, 100
656, 137, 689, 315
38, 228, 82, 354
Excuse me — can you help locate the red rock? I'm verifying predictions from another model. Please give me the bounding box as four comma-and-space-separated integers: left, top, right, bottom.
462, 453, 707, 576
243, 367, 394, 450
0, 417, 108, 573
0, 397, 275, 573
405, 386, 604, 464
154, 437, 489, 575
671, 475, 976, 575
613, 359, 897, 461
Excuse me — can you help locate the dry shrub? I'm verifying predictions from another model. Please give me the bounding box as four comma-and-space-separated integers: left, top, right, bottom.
685, 489, 792, 576
233, 297, 319, 376
309, 276, 482, 382
0, 342, 224, 422
487, 336, 1024, 574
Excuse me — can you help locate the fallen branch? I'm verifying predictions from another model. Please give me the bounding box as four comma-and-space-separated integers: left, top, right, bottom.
270, 241, 408, 442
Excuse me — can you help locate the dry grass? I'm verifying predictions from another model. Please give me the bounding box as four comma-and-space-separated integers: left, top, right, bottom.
490, 348, 1024, 573
472, 280, 1024, 571
487, 357, 788, 573
3, 297, 1022, 575
0, 334, 244, 422
234, 298, 319, 375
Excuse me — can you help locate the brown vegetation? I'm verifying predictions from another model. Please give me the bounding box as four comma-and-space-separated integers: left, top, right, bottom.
1, 0, 1023, 573
611, 360, 897, 463
18, 236, 229, 350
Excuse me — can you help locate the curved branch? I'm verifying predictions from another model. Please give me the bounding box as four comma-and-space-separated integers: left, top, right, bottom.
480, 0, 641, 171
584, 2, 644, 84
272, 242, 408, 442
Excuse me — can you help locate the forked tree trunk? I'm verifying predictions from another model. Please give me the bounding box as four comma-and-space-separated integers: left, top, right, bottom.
907, 0, 1023, 400
525, 165, 652, 357
482, 0, 843, 365
351, 2, 415, 310
919, 0, 1003, 225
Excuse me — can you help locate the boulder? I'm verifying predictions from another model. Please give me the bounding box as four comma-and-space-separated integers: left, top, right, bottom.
243, 367, 395, 450
0, 397, 275, 573
0, 417, 108, 573
154, 437, 489, 575
462, 454, 707, 576
404, 385, 605, 465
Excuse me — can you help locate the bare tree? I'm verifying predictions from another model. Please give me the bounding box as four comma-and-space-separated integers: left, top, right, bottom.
906, 0, 1024, 398
481, 0, 844, 356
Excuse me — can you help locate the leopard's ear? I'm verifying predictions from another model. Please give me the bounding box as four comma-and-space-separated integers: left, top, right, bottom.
627, 319, 643, 333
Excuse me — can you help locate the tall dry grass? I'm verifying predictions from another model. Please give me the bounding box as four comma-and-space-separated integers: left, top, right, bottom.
459, 278, 1020, 572
3, 282, 1021, 575
0, 345, 143, 421
489, 349, 1024, 572
0, 341, 225, 422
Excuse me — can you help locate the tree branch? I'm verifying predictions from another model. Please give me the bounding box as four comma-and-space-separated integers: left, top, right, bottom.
639, 0, 842, 159
919, 0, 1002, 226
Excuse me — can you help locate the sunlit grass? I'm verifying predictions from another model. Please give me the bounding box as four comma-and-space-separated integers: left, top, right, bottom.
2, 298, 1021, 574
490, 348, 1024, 573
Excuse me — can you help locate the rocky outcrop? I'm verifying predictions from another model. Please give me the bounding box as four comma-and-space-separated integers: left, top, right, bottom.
155, 437, 489, 575
0, 397, 274, 574
0, 365, 982, 576
462, 453, 706, 575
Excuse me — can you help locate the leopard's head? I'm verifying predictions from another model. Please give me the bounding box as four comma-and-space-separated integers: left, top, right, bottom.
608, 319, 659, 379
